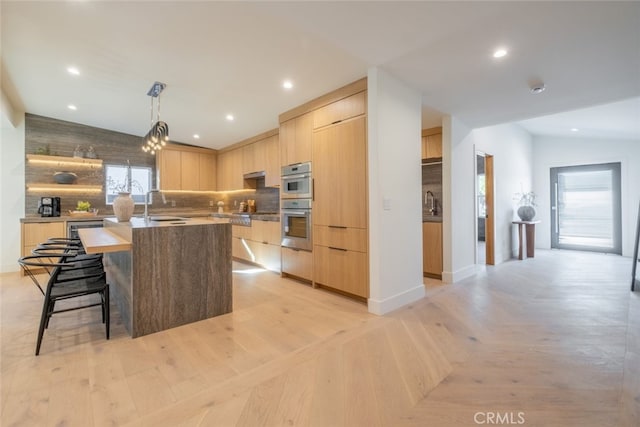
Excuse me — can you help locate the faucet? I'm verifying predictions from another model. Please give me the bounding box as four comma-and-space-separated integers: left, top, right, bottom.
425, 191, 436, 215
144, 189, 166, 222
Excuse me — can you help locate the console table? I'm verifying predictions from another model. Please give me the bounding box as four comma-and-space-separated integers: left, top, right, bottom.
512, 220, 540, 260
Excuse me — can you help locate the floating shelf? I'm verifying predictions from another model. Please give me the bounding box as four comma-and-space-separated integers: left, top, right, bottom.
27, 184, 103, 193
27, 154, 103, 168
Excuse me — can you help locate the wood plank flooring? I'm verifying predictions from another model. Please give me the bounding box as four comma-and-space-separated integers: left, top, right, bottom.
1, 250, 638, 426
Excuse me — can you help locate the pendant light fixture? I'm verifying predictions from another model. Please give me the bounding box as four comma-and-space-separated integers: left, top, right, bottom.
142, 81, 169, 155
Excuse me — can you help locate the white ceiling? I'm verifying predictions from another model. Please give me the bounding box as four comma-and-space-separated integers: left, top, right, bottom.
2, 1, 639, 150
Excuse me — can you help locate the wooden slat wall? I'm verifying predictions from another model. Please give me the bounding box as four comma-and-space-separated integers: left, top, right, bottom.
25, 114, 156, 215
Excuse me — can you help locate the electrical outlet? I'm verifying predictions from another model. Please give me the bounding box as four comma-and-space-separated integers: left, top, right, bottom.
171, 200, 176, 207
209, 200, 214, 207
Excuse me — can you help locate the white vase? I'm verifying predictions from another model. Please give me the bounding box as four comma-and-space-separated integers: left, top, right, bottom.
113, 192, 135, 222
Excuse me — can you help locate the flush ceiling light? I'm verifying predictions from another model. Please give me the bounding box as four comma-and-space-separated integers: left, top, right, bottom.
283, 80, 293, 89
67, 104, 77, 110
193, 134, 200, 139
530, 83, 546, 94
492, 48, 508, 58
67, 66, 80, 76
142, 81, 169, 155
226, 114, 234, 121
571, 128, 579, 132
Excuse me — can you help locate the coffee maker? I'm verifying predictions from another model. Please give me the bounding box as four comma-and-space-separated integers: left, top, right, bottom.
38, 197, 61, 217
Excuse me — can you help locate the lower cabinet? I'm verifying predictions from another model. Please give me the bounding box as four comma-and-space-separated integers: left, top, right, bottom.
281, 247, 313, 281
21, 221, 66, 275
22, 222, 67, 256
313, 224, 368, 298
314, 246, 368, 298
232, 220, 281, 272
422, 222, 443, 278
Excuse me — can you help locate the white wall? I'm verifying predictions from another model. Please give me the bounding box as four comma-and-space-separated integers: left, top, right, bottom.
532, 135, 640, 257
442, 115, 476, 282
442, 121, 533, 279
367, 67, 425, 314
1, 94, 26, 273
473, 124, 533, 261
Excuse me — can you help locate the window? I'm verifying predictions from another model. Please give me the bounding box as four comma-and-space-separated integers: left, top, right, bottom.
550, 162, 622, 254
105, 164, 152, 205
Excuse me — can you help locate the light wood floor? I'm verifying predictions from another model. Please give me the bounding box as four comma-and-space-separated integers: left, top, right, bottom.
1, 250, 638, 426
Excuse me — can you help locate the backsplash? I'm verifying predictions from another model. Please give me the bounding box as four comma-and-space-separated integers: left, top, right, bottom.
422, 162, 442, 220
24, 114, 280, 217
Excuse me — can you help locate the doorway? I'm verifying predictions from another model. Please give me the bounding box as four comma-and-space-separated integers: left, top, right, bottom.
550, 162, 622, 254
476, 152, 495, 265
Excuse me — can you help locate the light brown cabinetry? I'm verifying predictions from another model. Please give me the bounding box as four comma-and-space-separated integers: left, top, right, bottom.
313, 92, 366, 129
280, 112, 312, 167
281, 247, 313, 281
422, 222, 443, 278
312, 116, 367, 229
264, 135, 280, 187
421, 127, 442, 160
216, 148, 243, 191
312, 104, 368, 299
232, 220, 281, 272
157, 144, 217, 191
22, 222, 66, 256
21, 221, 66, 274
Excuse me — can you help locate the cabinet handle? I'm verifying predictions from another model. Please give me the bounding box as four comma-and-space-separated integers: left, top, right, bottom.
328, 246, 347, 252
331, 120, 342, 125
328, 225, 347, 229
312, 178, 315, 201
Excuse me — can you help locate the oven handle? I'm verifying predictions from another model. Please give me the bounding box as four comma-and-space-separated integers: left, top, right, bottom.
281, 173, 310, 180
282, 210, 309, 216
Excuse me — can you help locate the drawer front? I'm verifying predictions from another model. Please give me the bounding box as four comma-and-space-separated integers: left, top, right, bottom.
23, 222, 66, 247
313, 225, 367, 252
251, 220, 281, 245
251, 241, 281, 273
232, 225, 251, 240
232, 236, 251, 261
313, 245, 368, 298
281, 247, 313, 281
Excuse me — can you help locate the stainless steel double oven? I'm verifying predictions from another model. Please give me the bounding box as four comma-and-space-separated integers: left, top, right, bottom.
281, 162, 312, 251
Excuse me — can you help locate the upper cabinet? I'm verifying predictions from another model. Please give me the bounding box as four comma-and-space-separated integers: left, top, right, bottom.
156, 144, 217, 191
264, 134, 280, 187
216, 148, 243, 191
421, 127, 442, 160
217, 130, 280, 190
313, 92, 366, 129
313, 116, 367, 229
280, 112, 312, 167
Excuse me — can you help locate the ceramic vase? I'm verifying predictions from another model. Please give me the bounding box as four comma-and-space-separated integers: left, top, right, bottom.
113, 192, 134, 222
517, 205, 536, 222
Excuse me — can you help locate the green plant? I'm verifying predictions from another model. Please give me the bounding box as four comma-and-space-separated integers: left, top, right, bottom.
76, 201, 91, 211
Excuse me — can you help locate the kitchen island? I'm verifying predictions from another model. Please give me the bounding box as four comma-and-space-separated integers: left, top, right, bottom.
79, 217, 232, 338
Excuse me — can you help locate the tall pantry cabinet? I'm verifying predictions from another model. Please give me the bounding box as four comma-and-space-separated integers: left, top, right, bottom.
311, 90, 369, 299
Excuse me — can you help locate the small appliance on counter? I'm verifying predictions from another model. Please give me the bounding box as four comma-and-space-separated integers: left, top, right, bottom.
38, 197, 61, 217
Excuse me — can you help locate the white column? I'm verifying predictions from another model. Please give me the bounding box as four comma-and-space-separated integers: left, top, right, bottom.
367, 67, 425, 314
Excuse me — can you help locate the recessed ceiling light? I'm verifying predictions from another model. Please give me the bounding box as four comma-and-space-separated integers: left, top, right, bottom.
225, 114, 234, 121
67, 66, 80, 76
492, 48, 508, 58
193, 134, 200, 139
283, 80, 293, 90
67, 104, 77, 110
570, 128, 579, 132
530, 83, 546, 94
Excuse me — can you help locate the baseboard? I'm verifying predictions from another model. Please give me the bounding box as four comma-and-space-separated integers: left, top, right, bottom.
368, 284, 425, 315
441, 264, 476, 283
0, 264, 20, 274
